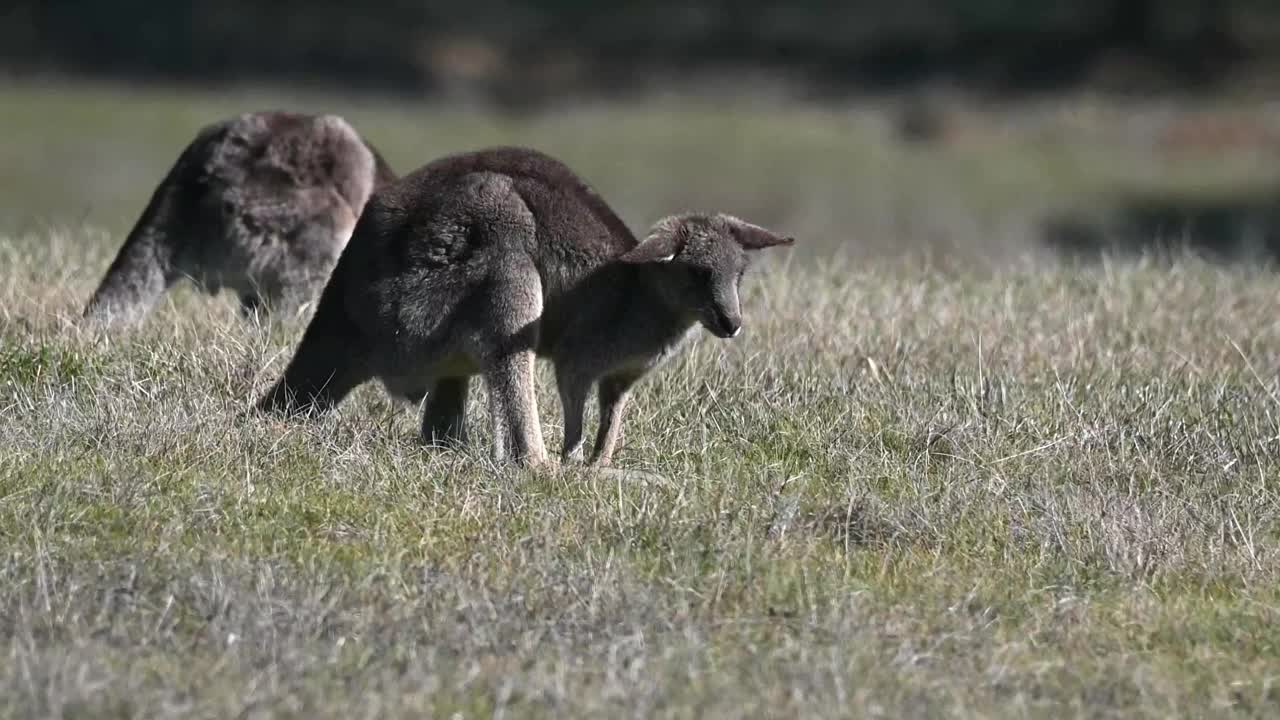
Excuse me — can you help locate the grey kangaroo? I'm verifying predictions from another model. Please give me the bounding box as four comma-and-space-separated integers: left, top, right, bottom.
84, 111, 397, 326
256, 146, 793, 466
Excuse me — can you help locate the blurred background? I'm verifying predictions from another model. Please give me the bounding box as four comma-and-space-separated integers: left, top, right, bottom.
5, 0, 1280, 265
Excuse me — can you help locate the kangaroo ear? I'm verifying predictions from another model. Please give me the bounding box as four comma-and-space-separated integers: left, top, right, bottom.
619, 222, 686, 263
728, 219, 795, 250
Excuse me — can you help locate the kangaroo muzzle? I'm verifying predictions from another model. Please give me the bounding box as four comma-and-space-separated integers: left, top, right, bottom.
705, 303, 742, 339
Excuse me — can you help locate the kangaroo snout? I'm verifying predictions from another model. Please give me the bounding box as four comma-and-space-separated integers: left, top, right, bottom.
706, 307, 742, 339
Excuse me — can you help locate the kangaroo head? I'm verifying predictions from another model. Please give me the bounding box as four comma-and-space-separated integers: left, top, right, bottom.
619, 213, 794, 339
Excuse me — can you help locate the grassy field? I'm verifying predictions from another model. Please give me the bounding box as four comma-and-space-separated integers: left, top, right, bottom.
3, 80, 1280, 718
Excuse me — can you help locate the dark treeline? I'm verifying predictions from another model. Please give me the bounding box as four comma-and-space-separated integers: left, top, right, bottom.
3, 1, 1278, 99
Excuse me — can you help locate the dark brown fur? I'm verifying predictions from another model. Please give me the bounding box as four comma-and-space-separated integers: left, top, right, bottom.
84, 111, 396, 326
257, 146, 793, 466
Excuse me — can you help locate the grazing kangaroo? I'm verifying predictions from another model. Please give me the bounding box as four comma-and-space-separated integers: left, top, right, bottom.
256, 146, 793, 466
84, 111, 397, 326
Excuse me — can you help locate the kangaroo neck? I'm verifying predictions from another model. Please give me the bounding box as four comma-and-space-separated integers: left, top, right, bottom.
624, 263, 698, 345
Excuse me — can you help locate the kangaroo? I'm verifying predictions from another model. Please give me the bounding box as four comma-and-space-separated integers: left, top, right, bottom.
256, 146, 793, 466
83, 111, 398, 326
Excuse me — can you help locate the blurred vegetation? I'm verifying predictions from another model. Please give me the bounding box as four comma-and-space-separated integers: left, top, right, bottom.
6, 79, 1280, 265
5, 1, 1280, 102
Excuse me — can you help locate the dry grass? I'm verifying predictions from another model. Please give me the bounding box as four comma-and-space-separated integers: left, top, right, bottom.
3, 80, 1280, 718
4, 231, 1280, 718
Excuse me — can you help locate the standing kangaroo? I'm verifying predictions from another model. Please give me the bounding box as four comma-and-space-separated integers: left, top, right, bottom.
84, 111, 397, 326
256, 146, 793, 466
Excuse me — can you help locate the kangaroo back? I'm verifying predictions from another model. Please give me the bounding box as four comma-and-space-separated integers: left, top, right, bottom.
82, 124, 215, 324
84, 112, 389, 327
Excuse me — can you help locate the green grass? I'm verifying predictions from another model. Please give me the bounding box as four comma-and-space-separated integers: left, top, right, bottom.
2, 80, 1280, 718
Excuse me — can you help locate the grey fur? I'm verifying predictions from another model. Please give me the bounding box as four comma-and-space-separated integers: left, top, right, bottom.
84, 111, 396, 326
257, 146, 793, 466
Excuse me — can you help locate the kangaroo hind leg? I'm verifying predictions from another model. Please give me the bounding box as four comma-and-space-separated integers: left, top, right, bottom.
478, 265, 546, 466
422, 376, 471, 448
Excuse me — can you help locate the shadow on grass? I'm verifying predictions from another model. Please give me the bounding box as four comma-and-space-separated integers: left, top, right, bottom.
1042, 186, 1280, 265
